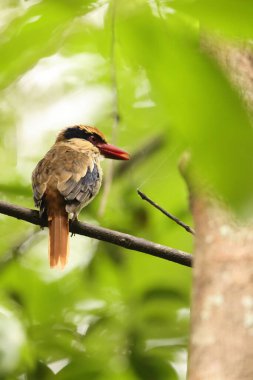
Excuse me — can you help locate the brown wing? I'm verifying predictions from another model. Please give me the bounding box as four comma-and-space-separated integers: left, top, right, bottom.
32, 145, 102, 216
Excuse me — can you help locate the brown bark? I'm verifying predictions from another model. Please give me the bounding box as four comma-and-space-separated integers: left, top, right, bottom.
186, 35, 253, 379
187, 195, 253, 380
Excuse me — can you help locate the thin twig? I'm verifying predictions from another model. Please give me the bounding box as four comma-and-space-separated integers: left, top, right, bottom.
0, 229, 42, 271
114, 134, 166, 178
137, 189, 195, 235
0, 200, 192, 268
99, 0, 119, 216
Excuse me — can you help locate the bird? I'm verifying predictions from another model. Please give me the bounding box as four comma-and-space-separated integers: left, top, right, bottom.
32, 125, 129, 268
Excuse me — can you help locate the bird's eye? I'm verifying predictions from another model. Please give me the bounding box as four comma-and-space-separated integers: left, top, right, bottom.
88, 135, 97, 144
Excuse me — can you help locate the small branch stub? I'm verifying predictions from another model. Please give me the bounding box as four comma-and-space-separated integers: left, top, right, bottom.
137, 189, 195, 235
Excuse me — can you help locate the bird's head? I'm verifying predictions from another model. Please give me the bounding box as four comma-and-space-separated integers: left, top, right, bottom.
57, 125, 129, 160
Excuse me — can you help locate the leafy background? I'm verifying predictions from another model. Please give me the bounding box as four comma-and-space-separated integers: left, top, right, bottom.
0, 0, 252, 379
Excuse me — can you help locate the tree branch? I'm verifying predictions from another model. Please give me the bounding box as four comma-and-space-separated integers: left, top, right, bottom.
0, 200, 192, 268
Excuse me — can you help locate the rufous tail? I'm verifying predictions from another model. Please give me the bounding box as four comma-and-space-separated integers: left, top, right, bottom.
46, 191, 69, 268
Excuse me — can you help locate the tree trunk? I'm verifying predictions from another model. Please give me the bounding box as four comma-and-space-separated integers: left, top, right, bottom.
187, 195, 253, 380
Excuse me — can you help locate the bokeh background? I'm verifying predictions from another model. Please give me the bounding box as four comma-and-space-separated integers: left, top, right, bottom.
0, 1, 253, 379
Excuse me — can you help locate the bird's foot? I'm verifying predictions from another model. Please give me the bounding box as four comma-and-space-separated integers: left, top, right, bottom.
69, 214, 78, 237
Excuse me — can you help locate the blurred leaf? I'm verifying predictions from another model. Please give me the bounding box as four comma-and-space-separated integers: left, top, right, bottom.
172, 0, 253, 39
129, 330, 179, 380
0, 295, 33, 376
0, 0, 95, 88
116, 2, 253, 213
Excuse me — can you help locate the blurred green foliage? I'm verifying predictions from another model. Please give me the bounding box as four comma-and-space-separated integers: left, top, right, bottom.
0, 0, 252, 379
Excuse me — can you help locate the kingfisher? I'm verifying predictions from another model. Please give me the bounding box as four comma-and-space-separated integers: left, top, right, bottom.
32, 125, 129, 268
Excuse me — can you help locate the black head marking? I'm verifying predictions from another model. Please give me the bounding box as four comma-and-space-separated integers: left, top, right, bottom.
63, 126, 106, 145
64, 126, 90, 140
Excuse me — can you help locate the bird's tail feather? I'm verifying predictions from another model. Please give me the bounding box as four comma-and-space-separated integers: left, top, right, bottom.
46, 191, 69, 268
48, 213, 69, 268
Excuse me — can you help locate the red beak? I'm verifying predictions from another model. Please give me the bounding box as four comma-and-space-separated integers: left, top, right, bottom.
96, 143, 130, 160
